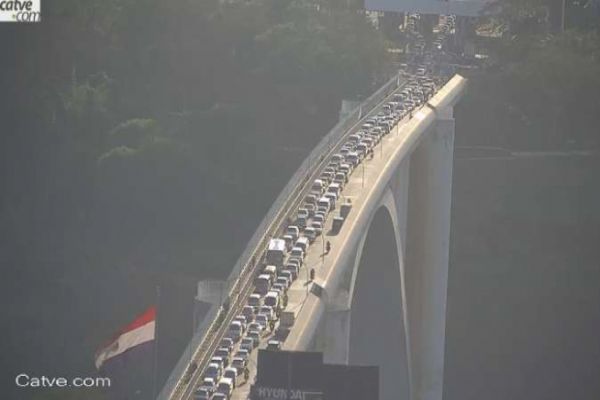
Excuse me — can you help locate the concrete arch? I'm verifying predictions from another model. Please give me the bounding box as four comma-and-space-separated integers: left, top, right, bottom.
347, 201, 410, 400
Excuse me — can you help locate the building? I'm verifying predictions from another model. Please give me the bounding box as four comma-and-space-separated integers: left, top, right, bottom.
250, 350, 379, 400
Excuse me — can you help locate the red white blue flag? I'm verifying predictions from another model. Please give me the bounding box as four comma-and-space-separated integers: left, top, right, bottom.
95, 306, 156, 370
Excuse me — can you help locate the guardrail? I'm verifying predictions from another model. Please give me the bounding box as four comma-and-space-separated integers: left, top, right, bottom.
158, 72, 405, 400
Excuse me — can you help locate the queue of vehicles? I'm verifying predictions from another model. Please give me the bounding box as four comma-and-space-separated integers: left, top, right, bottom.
192, 15, 456, 400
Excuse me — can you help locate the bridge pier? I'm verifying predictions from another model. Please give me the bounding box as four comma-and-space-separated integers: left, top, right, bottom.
405, 106, 455, 400
322, 307, 352, 365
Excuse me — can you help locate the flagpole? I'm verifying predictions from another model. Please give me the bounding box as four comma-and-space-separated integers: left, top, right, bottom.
152, 285, 161, 400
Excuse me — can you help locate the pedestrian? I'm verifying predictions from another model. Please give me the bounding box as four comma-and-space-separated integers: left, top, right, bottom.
326, 241, 331, 254
244, 366, 250, 382
269, 319, 275, 333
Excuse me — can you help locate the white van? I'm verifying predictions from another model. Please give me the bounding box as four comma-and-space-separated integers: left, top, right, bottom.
216, 377, 234, 398
345, 152, 360, 167
263, 265, 277, 279
255, 274, 272, 295
264, 291, 280, 309
266, 238, 285, 267
311, 179, 324, 195
327, 182, 341, 197
295, 237, 310, 253
290, 246, 305, 260
228, 321, 243, 342
317, 197, 331, 214
324, 193, 337, 210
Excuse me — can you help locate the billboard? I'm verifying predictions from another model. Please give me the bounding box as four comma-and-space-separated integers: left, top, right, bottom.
364, 0, 488, 17
252, 350, 379, 400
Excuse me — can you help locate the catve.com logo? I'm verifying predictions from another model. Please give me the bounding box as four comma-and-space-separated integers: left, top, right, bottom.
0, 0, 40, 22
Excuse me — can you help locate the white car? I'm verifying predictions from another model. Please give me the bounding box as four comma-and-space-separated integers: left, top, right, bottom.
304, 227, 317, 243
240, 337, 254, 353
235, 348, 250, 360
311, 221, 323, 235
193, 386, 212, 400
231, 357, 247, 374
255, 314, 269, 330
204, 364, 221, 381
223, 367, 238, 385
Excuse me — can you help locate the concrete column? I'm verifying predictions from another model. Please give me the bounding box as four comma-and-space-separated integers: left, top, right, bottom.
322, 308, 351, 365
405, 107, 455, 400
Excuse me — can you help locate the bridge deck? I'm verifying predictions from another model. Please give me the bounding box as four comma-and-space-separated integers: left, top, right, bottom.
228, 110, 426, 400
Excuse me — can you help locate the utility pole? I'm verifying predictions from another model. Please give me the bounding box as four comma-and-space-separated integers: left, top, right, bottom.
362, 162, 365, 188
561, 0, 566, 32
152, 285, 161, 400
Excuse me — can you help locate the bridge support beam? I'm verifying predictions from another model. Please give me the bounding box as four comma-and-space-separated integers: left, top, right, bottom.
405, 108, 455, 400
322, 307, 351, 365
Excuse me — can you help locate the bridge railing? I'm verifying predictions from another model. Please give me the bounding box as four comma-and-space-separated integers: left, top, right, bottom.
158, 72, 404, 400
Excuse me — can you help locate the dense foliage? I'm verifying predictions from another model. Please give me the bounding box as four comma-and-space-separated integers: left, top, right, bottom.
0, 1, 388, 396
457, 0, 600, 149
0, 0, 388, 290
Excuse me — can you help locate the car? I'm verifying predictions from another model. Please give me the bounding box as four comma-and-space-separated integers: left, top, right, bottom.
311, 179, 325, 195
311, 221, 323, 235
345, 152, 360, 166
231, 357, 247, 374
324, 166, 336, 176
233, 315, 248, 330
223, 367, 238, 386
248, 322, 264, 333
266, 340, 281, 351
313, 210, 326, 222
282, 234, 295, 251
210, 356, 226, 370
255, 314, 269, 330
202, 376, 216, 387
211, 393, 228, 400
305, 194, 317, 206
296, 215, 307, 229
248, 293, 261, 310
275, 276, 290, 290
339, 163, 352, 175
242, 305, 255, 322
304, 227, 317, 243
214, 348, 230, 366
264, 292, 279, 309
324, 193, 337, 210
204, 363, 222, 381
236, 348, 250, 360
287, 257, 301, 270
285, 225, 300, 242
228, 321, 244, 342
247, 330, 260, 347
296, 208, 309, 220
283, 265, 298, 280
279, 270, 294, 284
219, 338, 234, 353
333, 172, 347, 186
320, 171, 333, 183
240, 337, 254, 352
295, 237, 310, 253
255, 274, 272, 296
289, 246, 304, 260
259, 305, 275, 321
304, 203, 315, 217
193, 386, 213, 400
331, 154, 344, 166
271, 283, 286, 294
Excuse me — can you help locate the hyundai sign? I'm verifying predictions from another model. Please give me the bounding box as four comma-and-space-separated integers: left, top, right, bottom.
364, 0, 488, 17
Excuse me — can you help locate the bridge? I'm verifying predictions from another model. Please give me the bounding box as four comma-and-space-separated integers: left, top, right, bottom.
157, 17, 467, 399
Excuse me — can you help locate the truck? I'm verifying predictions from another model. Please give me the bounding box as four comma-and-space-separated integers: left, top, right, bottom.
279, 309, 297, 329
265, 238, 285, 268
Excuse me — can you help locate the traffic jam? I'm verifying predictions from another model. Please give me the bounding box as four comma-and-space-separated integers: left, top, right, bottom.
192, 14, 456, 400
